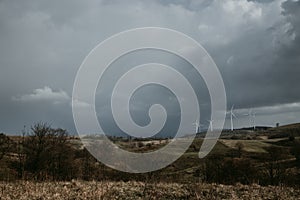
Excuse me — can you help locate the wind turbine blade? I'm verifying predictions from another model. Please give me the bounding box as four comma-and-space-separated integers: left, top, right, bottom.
249, 109, 252, 114
231, 105, 234, 111
232, 113, 237, 119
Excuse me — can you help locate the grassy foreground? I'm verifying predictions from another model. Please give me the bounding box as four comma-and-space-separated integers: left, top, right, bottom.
1, 181, 300, 200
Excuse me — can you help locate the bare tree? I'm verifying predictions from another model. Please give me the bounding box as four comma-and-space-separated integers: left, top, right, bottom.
291, 140, 300, 167
23, 122, 74, 180
15, 126, 26, 179
235, 142, 245, 158
0, 133, 11, 161
264, 146, 287, 185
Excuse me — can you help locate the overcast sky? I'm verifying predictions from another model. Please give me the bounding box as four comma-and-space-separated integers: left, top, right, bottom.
0, 0, 299, 136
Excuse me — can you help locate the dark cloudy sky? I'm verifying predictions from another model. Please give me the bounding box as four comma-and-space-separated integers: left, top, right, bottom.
0, 0, 299, 135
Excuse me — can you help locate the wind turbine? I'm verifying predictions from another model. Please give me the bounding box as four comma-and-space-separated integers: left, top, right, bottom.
244, 109, 256, 130
244, 109, 253, 128
228, 105, 237, 131
193, 119, 199, 133
208, 119, 214, 132
193, 119, 204, 133
252, 112, 257, 130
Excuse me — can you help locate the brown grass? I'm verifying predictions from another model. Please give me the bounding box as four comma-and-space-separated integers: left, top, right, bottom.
1, 181, 300, 200
219, 139, 271, 153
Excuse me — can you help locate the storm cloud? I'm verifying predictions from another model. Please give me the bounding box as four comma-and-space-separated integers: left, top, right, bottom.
0, 0, 299, 135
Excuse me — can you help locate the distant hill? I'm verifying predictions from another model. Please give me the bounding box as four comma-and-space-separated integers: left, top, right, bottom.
265, 123, 300, 139
270, 123, 300, 131
240, 126, 273, 131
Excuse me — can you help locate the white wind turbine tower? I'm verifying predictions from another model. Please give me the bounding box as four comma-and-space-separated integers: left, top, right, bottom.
244, 109, 256, 130
229, 105, 237, 131
193, 119, 199, 133
244, 109, 252, 128
208, 119, 214, 132
193, 119, 204, 133
252, 111, 257, 130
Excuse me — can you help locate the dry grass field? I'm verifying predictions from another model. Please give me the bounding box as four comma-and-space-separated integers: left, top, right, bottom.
1, 181, 300, 200
219, 139, 272, 153
1, 123, 300, 199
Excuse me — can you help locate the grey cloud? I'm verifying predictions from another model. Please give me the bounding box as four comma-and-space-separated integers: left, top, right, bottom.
208, 0, 300, 109
0, 0, 299, 134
